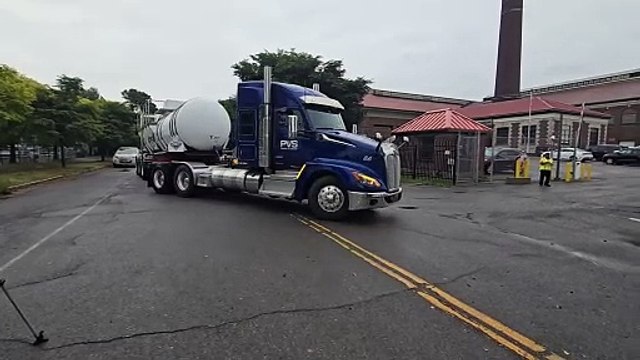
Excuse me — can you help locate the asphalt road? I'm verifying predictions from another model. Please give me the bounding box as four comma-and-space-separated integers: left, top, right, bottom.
0, 164, 638, 360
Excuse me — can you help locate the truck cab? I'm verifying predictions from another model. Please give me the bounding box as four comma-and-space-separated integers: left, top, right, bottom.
232, 80, 403, 219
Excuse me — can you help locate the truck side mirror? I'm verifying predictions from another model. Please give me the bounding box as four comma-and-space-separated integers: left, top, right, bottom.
287, 115, 298, 139
403, 136, 409, 143
375, 132, 383, 141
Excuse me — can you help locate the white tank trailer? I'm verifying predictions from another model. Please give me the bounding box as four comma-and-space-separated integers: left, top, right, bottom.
141, 97, 231, 154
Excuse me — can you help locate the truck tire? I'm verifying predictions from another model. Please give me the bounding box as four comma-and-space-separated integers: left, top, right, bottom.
174, 165, 196, 198
151, 167, 174, 194
308, 176, 349, 221
140, 163, 148, 181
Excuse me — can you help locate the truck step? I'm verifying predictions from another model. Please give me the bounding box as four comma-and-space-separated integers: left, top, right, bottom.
259, 171, 298, 198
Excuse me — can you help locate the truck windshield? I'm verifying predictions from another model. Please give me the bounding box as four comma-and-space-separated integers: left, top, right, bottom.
307, 107, 346, 130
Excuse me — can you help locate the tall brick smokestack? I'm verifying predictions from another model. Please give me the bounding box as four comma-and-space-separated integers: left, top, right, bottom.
494, 0, 523, 98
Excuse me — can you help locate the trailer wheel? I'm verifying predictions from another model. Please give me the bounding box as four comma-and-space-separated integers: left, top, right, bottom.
151, 167, 174, 194
174, 165, 196, 198
308, 176, 349, 221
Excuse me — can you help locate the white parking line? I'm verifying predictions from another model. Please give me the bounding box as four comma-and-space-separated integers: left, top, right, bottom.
0, 193, 111, 273
629, 218, 640, 223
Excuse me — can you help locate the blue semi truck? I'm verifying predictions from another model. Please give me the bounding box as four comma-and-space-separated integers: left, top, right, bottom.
137, 67, 405, 220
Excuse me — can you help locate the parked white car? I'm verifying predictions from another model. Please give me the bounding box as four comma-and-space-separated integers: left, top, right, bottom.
550, 148, 594, 162
112, 147, 139, 168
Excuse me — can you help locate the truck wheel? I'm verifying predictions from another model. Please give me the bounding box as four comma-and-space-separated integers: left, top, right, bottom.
151, 167, 174, 194
174, 165, 196, 198
308, 176, 349, 221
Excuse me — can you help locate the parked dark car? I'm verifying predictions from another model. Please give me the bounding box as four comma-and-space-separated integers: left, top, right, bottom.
587, 144, 623, 161
484, 147, 522, 174
602, 147, 640, 165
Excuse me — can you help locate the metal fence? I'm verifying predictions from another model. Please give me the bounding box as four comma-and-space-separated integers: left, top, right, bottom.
399, 133, 485, 185
0, 146, 78, 167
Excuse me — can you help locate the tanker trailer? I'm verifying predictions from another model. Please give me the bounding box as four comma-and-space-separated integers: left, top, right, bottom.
137, 97, 231, 179
151, 97, 230, 154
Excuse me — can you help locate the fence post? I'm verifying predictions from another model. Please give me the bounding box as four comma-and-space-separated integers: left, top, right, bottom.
454, 133, 461, 185
412, 145, 418, 179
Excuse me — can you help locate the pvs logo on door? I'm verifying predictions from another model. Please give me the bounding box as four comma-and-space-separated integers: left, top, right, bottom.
280, 140, 299, 150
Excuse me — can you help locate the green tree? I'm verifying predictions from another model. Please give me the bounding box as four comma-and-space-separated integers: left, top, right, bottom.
121, 88, 157, 113
0, 65, 40, 163
93, 100, 137, 161
84, 87, 101, 100
28, 75, 103, 167
219, 96, 237, 122
231, 49, 371, 128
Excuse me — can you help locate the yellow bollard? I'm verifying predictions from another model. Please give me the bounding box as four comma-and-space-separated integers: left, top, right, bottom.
564, 163, 573, 182
581, 163, 593, 181
506, 156, 531, 184
515, 157, 531, 179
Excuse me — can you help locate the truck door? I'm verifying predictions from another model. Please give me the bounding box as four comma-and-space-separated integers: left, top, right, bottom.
273, 109, 314, 171
236, 109, 258, 167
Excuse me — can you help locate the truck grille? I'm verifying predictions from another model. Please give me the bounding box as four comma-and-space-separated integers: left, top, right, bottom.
384, 151, 401, 191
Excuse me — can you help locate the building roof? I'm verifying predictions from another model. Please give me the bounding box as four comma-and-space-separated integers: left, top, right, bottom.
519, 68, 640, 105
522, 68, 640, 94
362, 89, 472, 113
458, 96, 611, 120
521, 78, 640, 106
392, 108, 490, 134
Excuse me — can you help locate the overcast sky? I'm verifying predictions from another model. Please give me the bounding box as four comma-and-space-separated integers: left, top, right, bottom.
1, 0, 638, 102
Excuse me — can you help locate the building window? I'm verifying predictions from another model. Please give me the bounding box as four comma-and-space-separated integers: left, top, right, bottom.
495, 127, 509, 145
589, 128, 599, 146
621, 109, 638, 124
560, 124, 573, 145
521, 125, 537, 144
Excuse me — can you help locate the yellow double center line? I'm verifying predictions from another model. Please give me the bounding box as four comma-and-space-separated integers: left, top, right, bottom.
292, 214, 565, 360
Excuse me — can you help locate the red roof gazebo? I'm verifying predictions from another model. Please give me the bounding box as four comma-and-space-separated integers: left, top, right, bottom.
393, 108, 490, 134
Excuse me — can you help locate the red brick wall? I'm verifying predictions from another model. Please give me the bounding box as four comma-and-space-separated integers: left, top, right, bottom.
590, 104, 640, 144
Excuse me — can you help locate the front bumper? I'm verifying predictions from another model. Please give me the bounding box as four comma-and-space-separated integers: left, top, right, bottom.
348, 188, 402, 211
113, 158, 135, 166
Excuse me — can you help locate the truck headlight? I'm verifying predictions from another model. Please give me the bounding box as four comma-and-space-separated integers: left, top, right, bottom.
352, 172, 381, 188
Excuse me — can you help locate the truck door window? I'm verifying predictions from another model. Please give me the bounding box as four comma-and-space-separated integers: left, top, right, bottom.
238, 110, 256, 140
292, 109, 306, 132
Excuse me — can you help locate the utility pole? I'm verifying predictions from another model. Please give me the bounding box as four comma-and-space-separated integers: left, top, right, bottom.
571, 103, 585, 181
554, 114, 563, 181
526, 92, 533, 154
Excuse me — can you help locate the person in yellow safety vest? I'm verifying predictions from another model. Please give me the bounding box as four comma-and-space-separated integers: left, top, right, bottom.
539, 152, 554, 187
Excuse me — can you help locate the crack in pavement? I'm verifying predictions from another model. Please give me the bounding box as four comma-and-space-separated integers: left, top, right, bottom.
6, 262, 85, 291
434, 266, 486, 285
5, 289, 412, 351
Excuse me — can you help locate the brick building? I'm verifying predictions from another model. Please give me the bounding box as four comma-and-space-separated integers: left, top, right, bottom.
520, 69, 640, 146
360, 69, 640, 147
457, 97, 610, 152
359, 89, 471, 137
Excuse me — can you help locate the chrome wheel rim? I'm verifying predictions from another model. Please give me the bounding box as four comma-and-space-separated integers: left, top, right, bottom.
606, 158, 613, 164
317, 185, 345, 213
153, 170, 165, 188
176, 171, 190, 191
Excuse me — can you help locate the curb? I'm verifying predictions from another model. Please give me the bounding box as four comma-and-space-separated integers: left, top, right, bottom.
7, 175, 64, 191
4, 164, 109, 193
